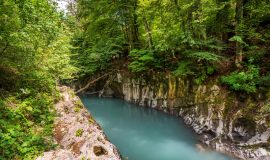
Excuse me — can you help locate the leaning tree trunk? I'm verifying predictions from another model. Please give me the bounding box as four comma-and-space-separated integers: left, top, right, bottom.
75, 73, 111, 94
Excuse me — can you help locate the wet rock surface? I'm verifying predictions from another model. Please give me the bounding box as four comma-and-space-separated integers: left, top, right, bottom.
37, 86, 121, 160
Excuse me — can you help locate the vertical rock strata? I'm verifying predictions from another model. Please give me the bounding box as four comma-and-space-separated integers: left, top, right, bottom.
107, 72, 270, 160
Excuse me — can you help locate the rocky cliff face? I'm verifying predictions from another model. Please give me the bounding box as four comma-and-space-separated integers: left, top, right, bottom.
37, 86, 121, 160
105, 72, 270, 160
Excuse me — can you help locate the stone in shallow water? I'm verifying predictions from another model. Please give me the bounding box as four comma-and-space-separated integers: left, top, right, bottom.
93, 145, 108, 156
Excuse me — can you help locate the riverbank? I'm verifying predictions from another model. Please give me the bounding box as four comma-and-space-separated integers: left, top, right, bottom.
37, 86, 121, 160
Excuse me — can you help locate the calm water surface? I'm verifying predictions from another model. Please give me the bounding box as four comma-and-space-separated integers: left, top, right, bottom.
80, 96, 232, 160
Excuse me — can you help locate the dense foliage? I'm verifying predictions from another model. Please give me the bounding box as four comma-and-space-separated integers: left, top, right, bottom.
1, 0, 270, 158
74, 0, 270, 92
0, 0, 76, 159
221, 65, 260, 93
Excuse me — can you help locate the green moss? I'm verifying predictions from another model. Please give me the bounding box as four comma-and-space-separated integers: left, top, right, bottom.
223, 96, 234, 118
70, 90, 76, 99
74, 107, 81, 113
241, 97, 267, 124
88, 117, 95, 124
75, 100, 84, 109
75, 129, 84, 137
54, 90, 61, 103
261, 103, 270, 113
74, 100, 84, 113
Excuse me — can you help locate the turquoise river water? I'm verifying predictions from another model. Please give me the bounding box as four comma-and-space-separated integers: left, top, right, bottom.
80, 96, 232, 160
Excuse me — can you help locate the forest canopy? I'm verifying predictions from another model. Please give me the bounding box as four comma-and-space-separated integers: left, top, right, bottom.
73, 0, 270, 92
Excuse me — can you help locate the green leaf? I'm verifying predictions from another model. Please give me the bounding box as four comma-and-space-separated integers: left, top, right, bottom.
229, 36, 247, 45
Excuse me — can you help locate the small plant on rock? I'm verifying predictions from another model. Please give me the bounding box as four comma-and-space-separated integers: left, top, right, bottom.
75, 129, 84, 137
88, 117, 95, 124
75, 100, 84, 108
74, 107, 81, 113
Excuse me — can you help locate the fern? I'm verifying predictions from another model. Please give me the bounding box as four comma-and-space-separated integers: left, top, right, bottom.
221, 65, 259, 93
229, 35, 248, 46
128, 49, 155, 73
187, 51, 223, 62
173, 61, 194, 77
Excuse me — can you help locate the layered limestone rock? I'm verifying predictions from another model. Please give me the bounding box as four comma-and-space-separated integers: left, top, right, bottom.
37, 86, 121, 160
106, 72, 270, 160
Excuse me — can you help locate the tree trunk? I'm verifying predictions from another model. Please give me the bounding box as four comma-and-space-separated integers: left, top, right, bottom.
235, 0, 243, 68
131, 0, 140, 48
143, 15, 153, 49
75, 73, 110, 94
215, 0, 231, 41
124, 0, 140, 51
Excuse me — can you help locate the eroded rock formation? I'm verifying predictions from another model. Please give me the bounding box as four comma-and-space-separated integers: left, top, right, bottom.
103, 72, 270, 160
37, 86, 121, 160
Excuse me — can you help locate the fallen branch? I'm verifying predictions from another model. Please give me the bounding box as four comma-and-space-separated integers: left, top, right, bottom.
75, 73, 110, 94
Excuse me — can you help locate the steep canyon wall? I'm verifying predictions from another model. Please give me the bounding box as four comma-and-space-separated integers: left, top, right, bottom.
104, 72, 270, 159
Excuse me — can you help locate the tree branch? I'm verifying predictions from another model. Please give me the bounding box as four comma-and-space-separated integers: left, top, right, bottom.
0, 42, 9, 55
75, 73, 111, 94
98, 73, 117, 97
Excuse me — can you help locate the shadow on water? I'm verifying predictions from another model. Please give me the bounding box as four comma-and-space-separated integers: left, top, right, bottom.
80, 95, 233, 160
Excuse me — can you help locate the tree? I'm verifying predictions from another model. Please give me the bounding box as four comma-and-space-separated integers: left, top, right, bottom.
235, 0, 244, 68
74, 0, 270, 92
0, 0, 77, 159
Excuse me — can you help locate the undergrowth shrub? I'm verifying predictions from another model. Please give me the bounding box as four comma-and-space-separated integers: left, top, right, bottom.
0, 91, 57, 159
174, 51, 223, 84
128, 49, 155, 72
221, 65, 260, 93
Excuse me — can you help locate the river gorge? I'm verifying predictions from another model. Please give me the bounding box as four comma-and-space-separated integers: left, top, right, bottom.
81, 96, 231, 160
85, 72, 270, 160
